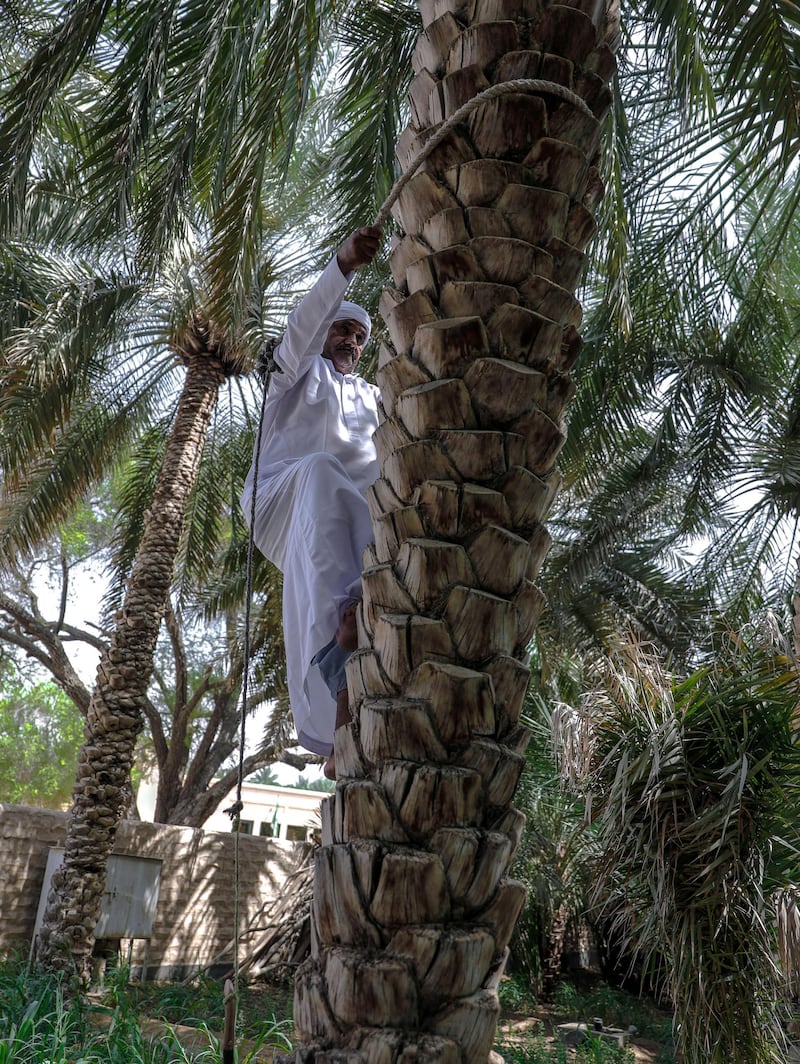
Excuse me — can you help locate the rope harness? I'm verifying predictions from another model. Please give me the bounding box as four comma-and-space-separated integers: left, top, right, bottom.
222, 76, 593, 1059
374, 78, 593, 228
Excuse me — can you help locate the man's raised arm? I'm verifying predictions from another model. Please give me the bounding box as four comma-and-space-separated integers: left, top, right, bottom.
273, 225, 382, 385
336, 226, 382, 275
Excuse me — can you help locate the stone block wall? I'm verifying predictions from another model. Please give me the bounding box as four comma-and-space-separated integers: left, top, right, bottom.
0, 804, 308, 979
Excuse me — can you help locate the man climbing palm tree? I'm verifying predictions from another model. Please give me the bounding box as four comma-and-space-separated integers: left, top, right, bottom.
242, 224, 382, 777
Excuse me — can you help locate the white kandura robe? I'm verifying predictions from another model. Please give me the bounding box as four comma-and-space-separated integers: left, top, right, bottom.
241, 256, 380, 755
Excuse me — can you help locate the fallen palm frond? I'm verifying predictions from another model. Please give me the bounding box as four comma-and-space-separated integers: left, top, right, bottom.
190, 842, 315, 984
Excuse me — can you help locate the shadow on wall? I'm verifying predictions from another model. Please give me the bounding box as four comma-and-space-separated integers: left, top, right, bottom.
0, 804, 310, 980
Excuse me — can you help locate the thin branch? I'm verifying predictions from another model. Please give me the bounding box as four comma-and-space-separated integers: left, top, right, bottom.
56, 622, 107, 653
0, 591, 92, 714
141, 694, 168, 765
164, 598, 188, 711
56, 543, 69, 632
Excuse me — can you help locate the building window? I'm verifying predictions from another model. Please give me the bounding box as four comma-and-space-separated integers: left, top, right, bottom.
235, 820, 254, 835
285, 824, 307, 842
259, 821, 279, 838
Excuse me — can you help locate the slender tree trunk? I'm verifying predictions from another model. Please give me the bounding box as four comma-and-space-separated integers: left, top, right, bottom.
36, 341, 225, 982
294, 1, 618, 1058
542, 899, 570, 999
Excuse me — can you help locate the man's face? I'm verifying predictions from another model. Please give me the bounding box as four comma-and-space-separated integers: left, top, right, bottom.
322, 318, 367, 375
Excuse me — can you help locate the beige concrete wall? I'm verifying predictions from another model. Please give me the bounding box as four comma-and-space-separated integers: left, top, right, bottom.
0, 804, 308, 979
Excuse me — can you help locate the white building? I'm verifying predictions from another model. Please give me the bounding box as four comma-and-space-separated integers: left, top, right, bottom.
201, 781, 326, 842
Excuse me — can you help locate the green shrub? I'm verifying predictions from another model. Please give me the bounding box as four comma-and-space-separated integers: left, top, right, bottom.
496, 1028, 636, 1064
499, 972, 538, 1013
0, 954, 292, 1062
552, 980, 673, 1044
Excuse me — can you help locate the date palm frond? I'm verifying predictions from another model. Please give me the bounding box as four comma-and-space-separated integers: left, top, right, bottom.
580, 624, 800, 1063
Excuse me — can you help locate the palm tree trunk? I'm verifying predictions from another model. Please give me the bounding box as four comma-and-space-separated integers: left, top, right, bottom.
294, 2, 618, 1059
36, 339, 225, 983
542, 899, 570, 999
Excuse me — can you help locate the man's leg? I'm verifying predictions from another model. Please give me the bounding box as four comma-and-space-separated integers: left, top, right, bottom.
323, 688, 353, 780
266, 452, 372, 758
321, 601, 360, 778
313, 615, 359, 780
336, 600, 359, 652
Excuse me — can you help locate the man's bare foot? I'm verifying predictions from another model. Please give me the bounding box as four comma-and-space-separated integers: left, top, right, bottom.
336, 601, 359, 652
323, 688, 353, 780
323, 752, 337, 780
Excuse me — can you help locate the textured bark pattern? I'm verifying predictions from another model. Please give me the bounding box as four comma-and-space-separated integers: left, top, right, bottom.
541, 898, 570, 998
295, 1, 618, 1058
36, 325, 227, 982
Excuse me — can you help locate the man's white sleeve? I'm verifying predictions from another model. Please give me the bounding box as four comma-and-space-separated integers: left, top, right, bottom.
272, 255, 352, 388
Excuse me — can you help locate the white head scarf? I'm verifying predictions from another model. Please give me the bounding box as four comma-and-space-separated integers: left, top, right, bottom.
335, 301, 371, 344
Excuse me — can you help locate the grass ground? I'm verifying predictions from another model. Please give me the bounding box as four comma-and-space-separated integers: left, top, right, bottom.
0, 952, 677, 1063
495, 975, 676, 1064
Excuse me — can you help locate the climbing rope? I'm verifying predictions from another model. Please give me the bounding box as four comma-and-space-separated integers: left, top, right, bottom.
222, 75, 592, 1062
222, 340, 280, 1061
373, 78, 594, 227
